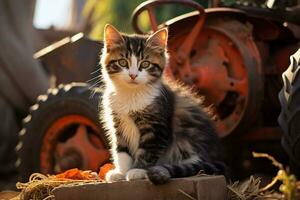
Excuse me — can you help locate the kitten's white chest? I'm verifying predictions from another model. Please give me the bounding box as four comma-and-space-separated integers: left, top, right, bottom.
107, 84, 160, 154
102, 90, 140, 154
118, 114, 140, 154
110, 88, 158, 113
110, 93, 147, 154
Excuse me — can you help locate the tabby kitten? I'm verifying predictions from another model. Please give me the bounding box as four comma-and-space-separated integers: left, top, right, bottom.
100, 24, 225, 184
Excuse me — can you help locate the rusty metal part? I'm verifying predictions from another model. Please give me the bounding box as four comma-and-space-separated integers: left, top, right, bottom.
35, 28, 78, 49
164, 7, 296, 42
40, 115, 110, 174
165, 8, 246, 32
167, 16, 262, 137
240, 127, 283, 141
246, 17, 280, 41
35, 34, 102, 87
131, 1, 300, 139
132, 1, 264, 136
175, 13, 206, 67
131, 0, 205, 34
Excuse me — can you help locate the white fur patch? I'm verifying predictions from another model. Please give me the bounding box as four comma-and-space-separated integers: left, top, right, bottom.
130, 54, 138, 75
111, 83, 161, 113
101, 82, 118, 159
115, 152, 133, 174
118, 114, 140, 154
126, 168, 147, 181
102, 77, 161, 162
105, 152, 133, 182
105, 169, 125, 182
108, 82, 161, 154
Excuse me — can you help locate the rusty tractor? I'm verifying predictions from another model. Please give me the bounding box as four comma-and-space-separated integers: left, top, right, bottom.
17, 0, 300, 181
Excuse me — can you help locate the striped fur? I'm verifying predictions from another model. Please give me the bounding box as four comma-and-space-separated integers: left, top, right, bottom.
100, 24, 225, 184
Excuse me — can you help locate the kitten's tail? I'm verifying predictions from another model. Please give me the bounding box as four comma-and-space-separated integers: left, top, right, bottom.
147, 160, 226, 185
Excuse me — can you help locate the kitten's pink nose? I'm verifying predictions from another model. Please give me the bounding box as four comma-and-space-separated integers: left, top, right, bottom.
129, 74, 137, 80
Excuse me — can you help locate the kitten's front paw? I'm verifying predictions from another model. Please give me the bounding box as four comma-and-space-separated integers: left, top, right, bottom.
105, 169, 125, 182
125, 168, 147, 181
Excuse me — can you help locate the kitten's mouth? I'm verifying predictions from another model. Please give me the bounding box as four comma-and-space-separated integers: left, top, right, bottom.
128, 80, 138, 85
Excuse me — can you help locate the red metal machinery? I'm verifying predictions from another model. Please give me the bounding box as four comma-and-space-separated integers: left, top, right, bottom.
132, 0, 300, 178
18, 0, 300, 180
132, 0, 299, 139
131, 0, 300, 178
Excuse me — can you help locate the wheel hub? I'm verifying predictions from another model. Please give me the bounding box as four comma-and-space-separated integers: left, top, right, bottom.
167, 20, 261, 137
41, 115, 110, 174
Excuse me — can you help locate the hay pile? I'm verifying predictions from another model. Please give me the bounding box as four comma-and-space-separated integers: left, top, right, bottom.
227, 152, 300, 200
15, 169, 104, 200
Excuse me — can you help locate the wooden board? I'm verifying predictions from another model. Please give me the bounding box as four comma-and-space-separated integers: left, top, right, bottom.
53, 175, 227, 200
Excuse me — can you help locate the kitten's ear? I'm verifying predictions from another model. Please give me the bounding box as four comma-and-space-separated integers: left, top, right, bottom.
104, 24, 124, 49
146, 28, 168, 48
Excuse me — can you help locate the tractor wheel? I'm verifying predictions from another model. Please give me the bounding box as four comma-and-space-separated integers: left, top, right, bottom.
278, 48, 300, 177
167, 17, 263, 137
16, 83, 110, 181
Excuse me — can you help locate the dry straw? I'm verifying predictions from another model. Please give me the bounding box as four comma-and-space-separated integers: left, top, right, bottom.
16, 173, 101, 200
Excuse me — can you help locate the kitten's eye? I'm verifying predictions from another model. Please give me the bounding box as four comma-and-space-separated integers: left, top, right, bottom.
140, 61, 150, 69
118, 59, 128, 67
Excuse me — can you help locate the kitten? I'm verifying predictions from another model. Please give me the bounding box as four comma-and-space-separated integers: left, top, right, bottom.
100, 24, 225, 184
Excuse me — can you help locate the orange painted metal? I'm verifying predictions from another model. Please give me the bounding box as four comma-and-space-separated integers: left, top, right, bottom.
40, 115, 110, 174
175, 11, 206, 64
240, 127, 283, 141
167, 19, 262, 137
133, 0, 263, 137
169, 28, 248, 104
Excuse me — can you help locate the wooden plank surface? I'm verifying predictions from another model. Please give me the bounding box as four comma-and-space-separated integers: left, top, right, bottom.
53, 175, 227, 200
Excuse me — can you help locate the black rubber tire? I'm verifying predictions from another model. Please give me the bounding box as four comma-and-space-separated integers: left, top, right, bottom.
278, 48, 300, 177
16, 83, 107, 182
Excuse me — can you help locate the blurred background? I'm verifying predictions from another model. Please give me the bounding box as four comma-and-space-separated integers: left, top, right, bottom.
35, 0, 208, 41
1, 0, 300, 194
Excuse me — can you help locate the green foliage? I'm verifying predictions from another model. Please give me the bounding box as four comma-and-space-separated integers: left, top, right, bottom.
227, 152, 300, 200
277, 170, 297, 200
83, 0, 208, 40
252, 152, 299, 200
